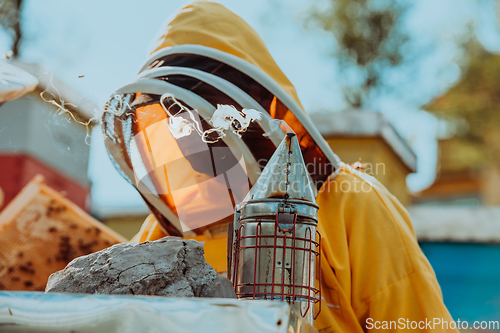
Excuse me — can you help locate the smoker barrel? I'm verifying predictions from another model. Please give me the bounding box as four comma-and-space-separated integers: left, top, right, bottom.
230, 133, 322, 325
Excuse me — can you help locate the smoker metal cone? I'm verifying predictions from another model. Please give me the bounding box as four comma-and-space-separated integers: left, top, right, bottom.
245, 133, 316, 202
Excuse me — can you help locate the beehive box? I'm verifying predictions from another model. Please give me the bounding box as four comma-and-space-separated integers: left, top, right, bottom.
0, 175, 127, 291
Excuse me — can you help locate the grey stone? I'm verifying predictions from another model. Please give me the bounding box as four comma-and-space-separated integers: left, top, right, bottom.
45, 237, 236, 298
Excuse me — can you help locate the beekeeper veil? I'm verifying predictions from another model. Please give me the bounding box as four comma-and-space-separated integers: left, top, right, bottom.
102, 1, 340, 236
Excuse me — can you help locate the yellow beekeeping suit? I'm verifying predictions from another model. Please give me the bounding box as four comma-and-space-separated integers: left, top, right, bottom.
129, 2, 457, 331
133, 165, 457, 332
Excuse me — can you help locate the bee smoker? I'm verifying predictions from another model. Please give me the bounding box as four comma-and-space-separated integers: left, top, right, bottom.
228, 133, 321, 325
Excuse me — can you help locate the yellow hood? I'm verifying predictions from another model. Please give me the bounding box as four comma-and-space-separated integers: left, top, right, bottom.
103, 1, 340, 237
149, 1, 303, 109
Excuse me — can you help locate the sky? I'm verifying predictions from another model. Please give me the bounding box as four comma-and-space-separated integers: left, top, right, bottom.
1, 0, 499, 215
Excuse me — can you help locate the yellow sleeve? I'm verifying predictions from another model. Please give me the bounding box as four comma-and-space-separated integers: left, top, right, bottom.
130, 214, 169, 243
314, 164, 458, 332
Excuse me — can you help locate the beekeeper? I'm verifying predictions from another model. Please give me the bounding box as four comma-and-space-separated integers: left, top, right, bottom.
102, 2, 457, 332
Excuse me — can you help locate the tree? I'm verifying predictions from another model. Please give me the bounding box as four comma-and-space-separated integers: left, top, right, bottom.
425, 38, 500, 168
0, 0, 24, 58
308, 0, 409, 108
